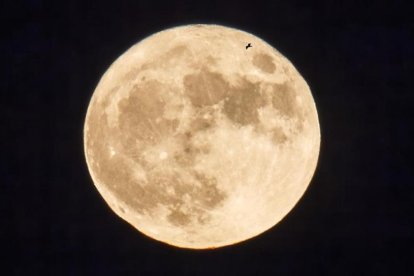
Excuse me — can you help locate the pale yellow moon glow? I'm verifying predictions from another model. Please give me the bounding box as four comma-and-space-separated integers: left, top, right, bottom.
84, 24, 320, 249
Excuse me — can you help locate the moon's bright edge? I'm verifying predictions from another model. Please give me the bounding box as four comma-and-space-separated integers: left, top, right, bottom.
84, 24, 320, 249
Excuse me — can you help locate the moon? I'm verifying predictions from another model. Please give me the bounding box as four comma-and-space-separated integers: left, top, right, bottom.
84, 24, 320, 249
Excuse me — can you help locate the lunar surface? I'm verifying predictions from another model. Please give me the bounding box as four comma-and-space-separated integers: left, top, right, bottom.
84, 24, 320, 249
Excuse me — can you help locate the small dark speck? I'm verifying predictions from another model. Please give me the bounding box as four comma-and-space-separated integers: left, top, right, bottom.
245, 43, 252, 50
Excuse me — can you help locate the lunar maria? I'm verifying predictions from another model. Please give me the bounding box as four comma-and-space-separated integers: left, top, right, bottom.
84, 24, 320, 249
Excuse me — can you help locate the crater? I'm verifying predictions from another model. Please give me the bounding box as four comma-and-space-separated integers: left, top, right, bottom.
166, 172, 226, 226
189, 107, 216, 132
191, 117, 212, 131
173, 132, 211, 167
99, 86, 119, 111
183, 69, 230, 107
252, 53, 276, 74
223, 79, 266, 126
193, 173, 226, 208
123, 67, 140, 82
205, 55, 217, 66
158, 45, 192, 68
167, 207, 192, 226
166, 45, 189, 57
271, 126, 288, 144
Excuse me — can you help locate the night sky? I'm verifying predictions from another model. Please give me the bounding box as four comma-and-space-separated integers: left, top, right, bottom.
3, 1, 413, 275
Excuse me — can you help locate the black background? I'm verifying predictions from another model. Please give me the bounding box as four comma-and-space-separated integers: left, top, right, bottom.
2, 0, 413, 275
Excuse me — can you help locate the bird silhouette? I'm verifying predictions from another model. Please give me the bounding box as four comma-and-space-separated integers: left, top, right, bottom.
245, 43, 252, 49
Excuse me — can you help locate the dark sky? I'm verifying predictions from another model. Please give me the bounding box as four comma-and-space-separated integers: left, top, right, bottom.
2, 0, 413, 275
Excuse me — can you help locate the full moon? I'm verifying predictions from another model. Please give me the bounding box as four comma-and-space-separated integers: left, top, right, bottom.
84, 24, 320, 249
